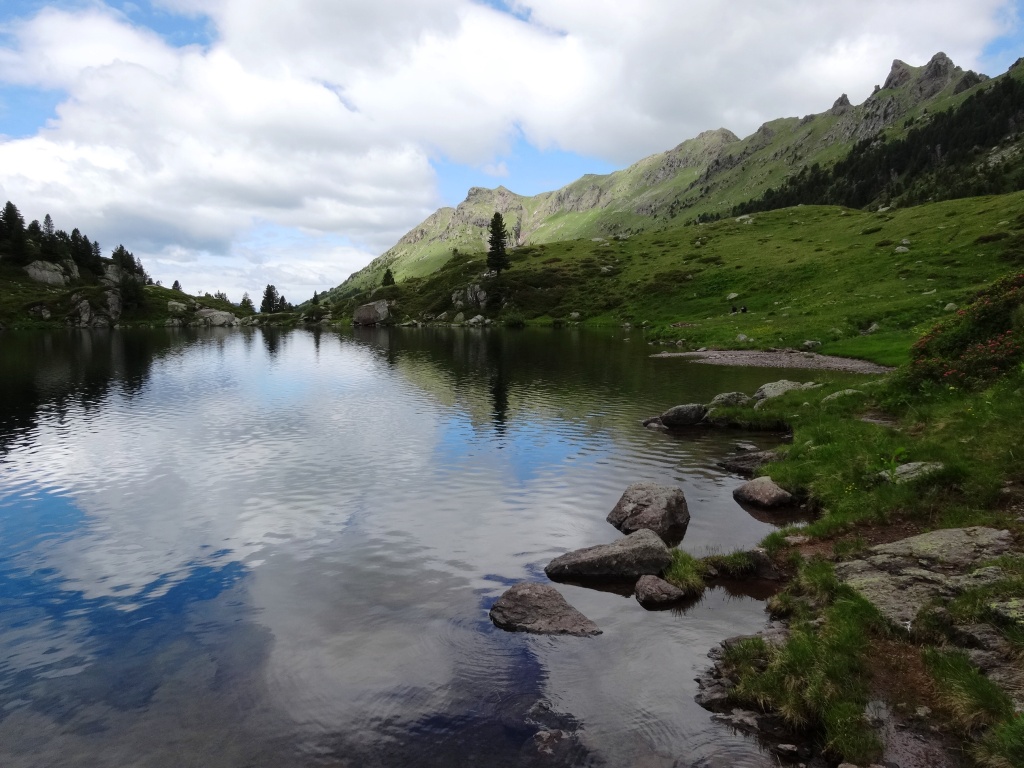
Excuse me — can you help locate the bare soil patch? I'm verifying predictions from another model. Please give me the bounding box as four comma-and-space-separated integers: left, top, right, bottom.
652, 348, 893, 374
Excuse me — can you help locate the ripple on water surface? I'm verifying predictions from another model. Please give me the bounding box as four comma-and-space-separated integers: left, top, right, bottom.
0, 328, 813, 766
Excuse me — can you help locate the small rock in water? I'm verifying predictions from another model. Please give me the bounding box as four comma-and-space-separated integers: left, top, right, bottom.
634, 575, 688, 608
733, 477, 793, 509
489, 583, 601, 636
607, 482, 690, 544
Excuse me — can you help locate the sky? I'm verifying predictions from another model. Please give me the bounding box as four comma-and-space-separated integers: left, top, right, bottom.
0, 1, 1022, 304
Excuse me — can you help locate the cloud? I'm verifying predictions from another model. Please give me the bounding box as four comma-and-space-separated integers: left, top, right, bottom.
0, 1, 1018, 300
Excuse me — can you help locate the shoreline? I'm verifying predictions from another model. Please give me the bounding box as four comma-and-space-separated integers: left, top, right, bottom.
652, 348, 894, 374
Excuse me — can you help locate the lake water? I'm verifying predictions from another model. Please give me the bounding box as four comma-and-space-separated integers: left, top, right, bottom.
0, 327, 825, 767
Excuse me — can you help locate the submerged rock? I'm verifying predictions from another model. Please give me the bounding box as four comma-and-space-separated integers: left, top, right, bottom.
606, 482, 690, 544
717, 449, 781, 478
489, 583, 600, 636
544, 529, 672, 581
732, 477, 793, 508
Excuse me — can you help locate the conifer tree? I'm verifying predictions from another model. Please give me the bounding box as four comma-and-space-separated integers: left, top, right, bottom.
260, 284, 279, 313
487, 212, 510, 277
382, 268, 395, 286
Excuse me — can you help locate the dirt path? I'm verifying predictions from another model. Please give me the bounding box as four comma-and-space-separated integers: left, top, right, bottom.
651, 348, 894, 374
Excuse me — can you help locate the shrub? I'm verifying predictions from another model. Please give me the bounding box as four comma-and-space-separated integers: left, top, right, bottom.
905, 272, 1024, 389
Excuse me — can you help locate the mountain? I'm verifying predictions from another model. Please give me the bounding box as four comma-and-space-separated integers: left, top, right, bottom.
328, 52, 998, 298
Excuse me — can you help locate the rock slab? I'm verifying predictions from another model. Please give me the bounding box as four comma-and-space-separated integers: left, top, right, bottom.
732, 476, 793, 508
544, 529, 672, 581
489, 583, 601, 636
606, 482, 690, 544
836, 527, 1013, 629
717, 449, 781, 478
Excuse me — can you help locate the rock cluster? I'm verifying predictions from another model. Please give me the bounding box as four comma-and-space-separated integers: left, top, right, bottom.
642, 378, 815, 431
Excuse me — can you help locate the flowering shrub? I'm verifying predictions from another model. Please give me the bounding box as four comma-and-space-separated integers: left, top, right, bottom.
906, 272, 1024, 388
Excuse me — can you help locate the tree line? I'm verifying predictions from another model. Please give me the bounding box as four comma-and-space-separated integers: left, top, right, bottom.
0, 199, 150, 283
734, 74, 1024, 216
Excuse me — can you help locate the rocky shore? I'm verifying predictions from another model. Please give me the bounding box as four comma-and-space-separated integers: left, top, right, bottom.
652, 348, 894, 374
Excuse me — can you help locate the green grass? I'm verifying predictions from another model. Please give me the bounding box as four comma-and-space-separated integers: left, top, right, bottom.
724, 565, 885, 764
975, 715, 1024, 768
922, 648, 1014, 732
326, 193, 1024, 368
662, 550, 706, 597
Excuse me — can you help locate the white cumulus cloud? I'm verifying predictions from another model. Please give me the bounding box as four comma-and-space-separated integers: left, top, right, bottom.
0, 0, 1018, 300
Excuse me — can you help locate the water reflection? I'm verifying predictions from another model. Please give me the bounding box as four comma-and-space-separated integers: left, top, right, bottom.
0, 326, 850, 767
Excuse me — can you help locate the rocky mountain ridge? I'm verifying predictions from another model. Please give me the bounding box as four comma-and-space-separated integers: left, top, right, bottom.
329, 52, 991, 298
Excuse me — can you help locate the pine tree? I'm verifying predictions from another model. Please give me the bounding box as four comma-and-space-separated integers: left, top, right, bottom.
260, 284, 279, 313
239, 292, 255, 312
381, 268, 395, 286
1, 201, 28, 264
172, 280, 182, 291
487, 212, 510, 277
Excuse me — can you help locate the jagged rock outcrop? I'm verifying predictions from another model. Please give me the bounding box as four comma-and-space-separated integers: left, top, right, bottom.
24, 261, 70, 286
606, 482, 690, 544
489, 583, 601, 636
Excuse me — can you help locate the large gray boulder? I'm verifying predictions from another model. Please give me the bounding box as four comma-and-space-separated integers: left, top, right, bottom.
24, 260, 68, 286
544, 529, 672, 581
606, 482, 690, 544
489, 583, 600, 636
353, 300, 390, 325
167, 300, 187, 315
660, 403, 708, 428
192, 308, 236, 327
732, 477, 793, 508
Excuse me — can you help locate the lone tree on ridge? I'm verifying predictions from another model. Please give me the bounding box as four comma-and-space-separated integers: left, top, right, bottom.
487, 212, 510, 277
381, 267, 395, 286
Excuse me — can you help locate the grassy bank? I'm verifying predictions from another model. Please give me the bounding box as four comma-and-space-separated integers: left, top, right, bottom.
325, 193, 1024, 367
702, 272, 1024, 765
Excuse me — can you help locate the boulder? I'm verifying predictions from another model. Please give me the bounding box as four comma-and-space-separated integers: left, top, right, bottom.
660, 403, 708, 428
717, 450, 781, 478
569, 311, 581, 321
634, 575, 687, 608
732, 477, 793, 508
105, 290, 122, 322
606, 482, 690, 544
802, 340, 821, 349
192, 308, 236, 327
489, 583, 600, 636
736, 334, 748, 342
709, 391, 750, 408
821, 388, 865, 403
167, 300, 187, 315
944, 303, 958, 312
544, 529, 673, 581
467, 314, 485, 325
878, 461, 943, 484
353, 300, 390, 325
751, 379, 814, 402
67, 296, 93, 327
452, 311, 465, 323
23, 260, 68, 286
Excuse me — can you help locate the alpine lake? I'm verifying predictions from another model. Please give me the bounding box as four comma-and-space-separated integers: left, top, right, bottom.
0, 326, 862, 767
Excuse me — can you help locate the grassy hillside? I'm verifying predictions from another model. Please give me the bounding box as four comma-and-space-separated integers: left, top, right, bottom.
328, 52, 1009, 298
327, 191, 1024, 366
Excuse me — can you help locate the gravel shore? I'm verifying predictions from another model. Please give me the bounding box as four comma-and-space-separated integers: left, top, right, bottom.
651, 348, 894, 374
